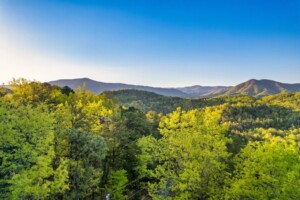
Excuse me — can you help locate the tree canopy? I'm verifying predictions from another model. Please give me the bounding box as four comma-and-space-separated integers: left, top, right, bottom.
1, 79, 300, 199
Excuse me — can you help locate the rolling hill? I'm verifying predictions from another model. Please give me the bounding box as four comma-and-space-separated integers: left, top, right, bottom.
224, 79, 300, 97
103, 89, 225, 113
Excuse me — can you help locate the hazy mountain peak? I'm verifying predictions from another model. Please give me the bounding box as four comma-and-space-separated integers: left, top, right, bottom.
226, 79, 300, 97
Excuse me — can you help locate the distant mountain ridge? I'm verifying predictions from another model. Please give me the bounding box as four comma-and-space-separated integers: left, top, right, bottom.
48, 78, 188, 97
48, 78, 300, 98
177, 85, 232, 97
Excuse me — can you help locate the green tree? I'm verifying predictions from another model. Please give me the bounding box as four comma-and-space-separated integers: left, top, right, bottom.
67, 87, 116, 133
137, 107, 230, 199
106, 169, 128, 200
6, 78, 63, 106
226, 139, 300, 200
101, 107, 153, 198
0, 100, 68, 199
67, 129, 108, 199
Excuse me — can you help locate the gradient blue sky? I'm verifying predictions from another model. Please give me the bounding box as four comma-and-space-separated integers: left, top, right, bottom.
1, 0, 300, 86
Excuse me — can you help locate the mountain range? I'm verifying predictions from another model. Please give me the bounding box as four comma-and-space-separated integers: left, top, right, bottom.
48, 78, 300, 98
48, 78, 187, 97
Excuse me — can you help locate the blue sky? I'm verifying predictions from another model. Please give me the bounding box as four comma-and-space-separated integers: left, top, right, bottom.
0, 0, 300, 86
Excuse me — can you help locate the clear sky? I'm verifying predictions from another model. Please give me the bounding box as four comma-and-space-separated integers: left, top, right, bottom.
1, 0, 300, 87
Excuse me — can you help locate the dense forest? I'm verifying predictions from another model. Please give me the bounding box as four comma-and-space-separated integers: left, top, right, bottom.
1, 79, 300, 199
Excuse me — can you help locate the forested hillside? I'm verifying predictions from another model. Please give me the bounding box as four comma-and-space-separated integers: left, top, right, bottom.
103, 89, 224, 113
1, 79, 300, 199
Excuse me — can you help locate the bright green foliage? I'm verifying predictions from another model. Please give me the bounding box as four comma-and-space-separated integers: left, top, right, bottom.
6, 78, 63, 106
1, 79, 300, 199
245, 127, 300, 145
68, 87, 116, 133
1, 80, 115, 199
104, 89, 225, 113
262, 92, 300, 111
138, 107, 230, 199
107, 169, 128, 200
220, 99, 300, 154
0, 100, 68, 199
226, 139, 300, 200
52, 103, 73, 163
136, 136, 159, 179
146, 110, 163, 123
